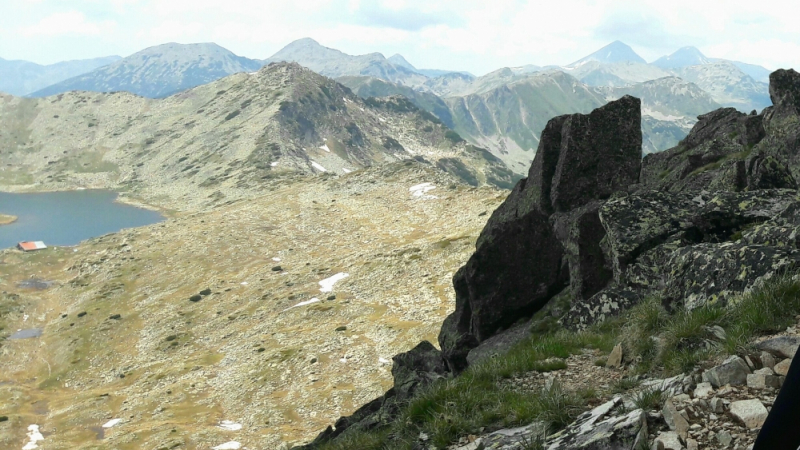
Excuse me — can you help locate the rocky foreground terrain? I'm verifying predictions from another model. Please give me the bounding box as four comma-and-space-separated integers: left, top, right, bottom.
302, 69, 800, 450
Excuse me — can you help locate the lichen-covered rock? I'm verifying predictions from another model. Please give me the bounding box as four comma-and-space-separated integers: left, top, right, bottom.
562, 286, 641, 330
768, 68, 800, 117
746, 152, 797, 190
600, 189, 797, 287
544, 398, 647, 450
664, 242, 800, 310
599, 191, 697, 281
440, 97, 643, 372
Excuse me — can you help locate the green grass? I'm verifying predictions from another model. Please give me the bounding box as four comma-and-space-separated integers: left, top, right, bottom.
310, 272, 800, 449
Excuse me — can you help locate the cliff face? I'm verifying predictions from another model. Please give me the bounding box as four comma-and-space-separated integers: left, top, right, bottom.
303, 69, 800, 449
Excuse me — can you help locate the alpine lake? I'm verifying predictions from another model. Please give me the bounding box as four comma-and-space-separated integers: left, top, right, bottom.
0, 190, 164, 249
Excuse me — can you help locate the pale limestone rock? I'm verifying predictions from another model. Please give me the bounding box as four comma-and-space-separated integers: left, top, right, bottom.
653, 431, 683, 450
607, 343, 623, 369
760, 351, 777, 370
662, 399, 689, 439
730, 399, 769, 429
693, 382, 714, 398
774, 358, 792, 376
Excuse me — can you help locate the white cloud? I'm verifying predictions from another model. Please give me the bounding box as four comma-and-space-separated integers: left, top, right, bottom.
141, 20, 204, 41
21, 11, 115, 37
3, 0, 800, 74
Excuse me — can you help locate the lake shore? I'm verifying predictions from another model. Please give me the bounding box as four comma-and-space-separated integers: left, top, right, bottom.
0, 214, 17, 225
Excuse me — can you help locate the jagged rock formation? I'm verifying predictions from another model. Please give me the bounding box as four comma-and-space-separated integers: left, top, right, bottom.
438, 95, 642, 372
303, 68, 800, 449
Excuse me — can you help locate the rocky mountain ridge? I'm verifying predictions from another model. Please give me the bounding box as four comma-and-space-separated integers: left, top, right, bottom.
0, 62, 514, 210
0, 55, 121, 96
29, 43, 264, 99
301, 68, 800, 449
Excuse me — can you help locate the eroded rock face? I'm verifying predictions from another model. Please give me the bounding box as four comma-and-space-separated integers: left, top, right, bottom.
549, 96, 642, 212
439, 96, 642, 372
440, 208, 567, 372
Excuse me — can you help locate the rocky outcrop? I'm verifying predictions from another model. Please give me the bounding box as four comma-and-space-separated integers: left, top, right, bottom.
439, 96, 642, 372
306, 69, 800, 449
297, 341, 446, 448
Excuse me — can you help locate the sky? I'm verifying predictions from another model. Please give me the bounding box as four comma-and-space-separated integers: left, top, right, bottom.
1, 0, 799, 76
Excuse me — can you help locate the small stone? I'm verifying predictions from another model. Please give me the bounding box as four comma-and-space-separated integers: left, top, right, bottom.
109, 314, 121, 320
189, 295, 202, 302
334, 326, 347, 332
663, 399, 690, 439
760, 351, 777, 370
744, 355, 756, 370
774, 358, 792, 376
711, 397, 724, 413
326, 294, 336, 301
686, 438, 699, 450
672, 393, 691, 402
654, 431, 683, 450
77, 311, 87, 318
199, 288, 212, 296
755, 367, 774, 376
0, 416, 7, 422
717, 430, 733, 446
694, 382, 714, 398
702, 356, 751, 387
271, 266, 283, 272
607, 343, 623, 368
747, 372, 782, 389
729, 399, 769, 429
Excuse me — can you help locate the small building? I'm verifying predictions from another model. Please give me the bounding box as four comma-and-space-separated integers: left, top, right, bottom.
18, 241, 47, 252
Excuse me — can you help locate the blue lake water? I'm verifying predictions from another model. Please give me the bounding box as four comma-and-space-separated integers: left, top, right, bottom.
0, 190, 164, 249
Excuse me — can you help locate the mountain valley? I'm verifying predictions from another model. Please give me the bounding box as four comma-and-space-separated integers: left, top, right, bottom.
1, 30, 798, 450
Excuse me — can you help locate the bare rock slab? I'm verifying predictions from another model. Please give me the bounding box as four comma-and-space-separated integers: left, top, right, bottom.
545, 398, 647, 449
729, 399, 769, 429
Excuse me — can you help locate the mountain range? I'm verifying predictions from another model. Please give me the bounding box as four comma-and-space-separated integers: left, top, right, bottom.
0, 55, 121, 96
0, 38, 779, 175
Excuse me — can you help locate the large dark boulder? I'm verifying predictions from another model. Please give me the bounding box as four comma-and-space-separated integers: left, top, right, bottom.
769, 69, 800, 118
552, 201, 613, 300
439, 96, 643, 373
391, 341, 447, 401
549, 95, 642, 212
440, 207, 567, 373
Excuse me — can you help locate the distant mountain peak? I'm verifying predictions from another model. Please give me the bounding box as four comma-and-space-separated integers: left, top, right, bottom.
387, 54, 416, 71
652, 46, 711, 69
570, 41, 646, 66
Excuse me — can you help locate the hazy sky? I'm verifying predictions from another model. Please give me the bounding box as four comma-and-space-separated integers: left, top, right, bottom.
1, 0, 798, 75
